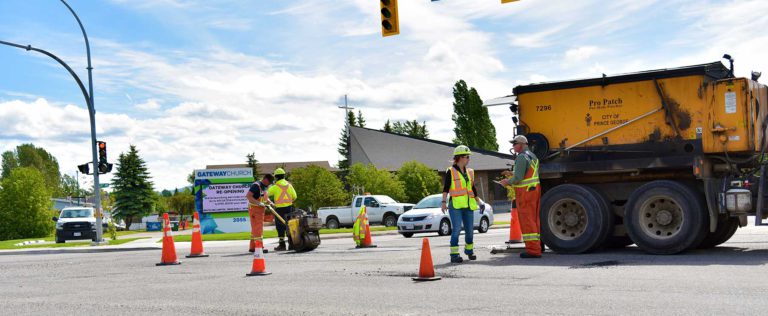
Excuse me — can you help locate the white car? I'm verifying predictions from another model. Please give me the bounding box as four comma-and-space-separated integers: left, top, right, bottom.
397, 194, 494, 238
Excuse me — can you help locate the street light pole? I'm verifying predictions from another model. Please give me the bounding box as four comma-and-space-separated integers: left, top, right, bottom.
59, 0, 104, 243
0, 39, 103, 243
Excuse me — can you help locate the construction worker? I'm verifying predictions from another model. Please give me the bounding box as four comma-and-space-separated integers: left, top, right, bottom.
441, 145, 486, 263
267, 168, 297, 251
245, 174, 274, 253
499, 135, 542, 258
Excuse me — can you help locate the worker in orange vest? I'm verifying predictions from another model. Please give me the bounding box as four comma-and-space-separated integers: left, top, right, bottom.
245, 174, 274, 253
267, 168, 297, 251
499, 135, 542, 258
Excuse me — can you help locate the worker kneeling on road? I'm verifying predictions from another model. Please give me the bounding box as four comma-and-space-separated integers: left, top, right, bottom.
246, 174, 274, 253
442, 145, 486, 263
499, 135, 542, 258
267, 168, 298, 251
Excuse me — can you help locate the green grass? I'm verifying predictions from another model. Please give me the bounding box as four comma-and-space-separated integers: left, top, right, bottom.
494, 221, 511, 225
0, 237, 150, 250
172, 226, 398, 242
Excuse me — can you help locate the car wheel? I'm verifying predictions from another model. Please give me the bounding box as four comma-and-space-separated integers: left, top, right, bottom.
401, 233, 414, 238
478, 217, 490, 233
438, 219, 451, 236
326, 217, 340, 230
383, 214, 397, 227
55, 237, 64, 244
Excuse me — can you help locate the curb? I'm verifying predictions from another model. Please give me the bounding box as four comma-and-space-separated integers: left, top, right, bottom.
0, 246, 159, 256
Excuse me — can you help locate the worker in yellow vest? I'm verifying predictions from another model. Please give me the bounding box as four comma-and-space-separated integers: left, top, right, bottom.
441, 145, 486, 263
267, 168, 297, 251
499, 135, 542, 258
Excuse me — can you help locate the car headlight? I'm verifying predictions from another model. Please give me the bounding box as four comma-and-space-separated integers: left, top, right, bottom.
426, 214, 434, 220
56, 222, 63, 229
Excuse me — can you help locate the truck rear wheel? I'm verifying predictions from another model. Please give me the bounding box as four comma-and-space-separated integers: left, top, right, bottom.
697, 216, 739, 249
540, 184, 613, 254
325, 217, 340, 230
625, 180, 707, 255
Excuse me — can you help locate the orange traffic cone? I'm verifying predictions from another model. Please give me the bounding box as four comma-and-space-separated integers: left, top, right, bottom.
186, 212, 209, 258
413, 238, 441, 281
505, 205, 523, 245
357, 214, 377, 248
246, 238, 271, 276
157, 213, 181, 266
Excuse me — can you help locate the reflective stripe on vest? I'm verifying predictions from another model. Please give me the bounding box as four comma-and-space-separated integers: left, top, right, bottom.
274, 183, 293, 206
513, 152, 540, 189
448, 167, 478, 210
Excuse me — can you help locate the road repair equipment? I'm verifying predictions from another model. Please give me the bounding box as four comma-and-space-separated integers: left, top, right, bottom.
413, 238, 441, 282
246, 237, 271, 276
487, 57, 768, 255
157, 213, 181, 266
266, 205, 322, 252
186, 212, 209, 258
353, 205, 377, 248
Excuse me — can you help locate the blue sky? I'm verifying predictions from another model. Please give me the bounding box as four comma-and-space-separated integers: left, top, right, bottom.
1, 0, 767, 190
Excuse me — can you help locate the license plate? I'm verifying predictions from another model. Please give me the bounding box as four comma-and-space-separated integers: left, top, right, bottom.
406, 225, 414, 230
73, 232, 81, 237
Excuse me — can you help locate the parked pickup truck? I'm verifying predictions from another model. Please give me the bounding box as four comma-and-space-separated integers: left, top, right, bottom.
318, 195, 415, 229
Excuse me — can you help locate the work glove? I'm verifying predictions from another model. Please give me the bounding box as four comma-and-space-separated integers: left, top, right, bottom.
479, 203, 486, 213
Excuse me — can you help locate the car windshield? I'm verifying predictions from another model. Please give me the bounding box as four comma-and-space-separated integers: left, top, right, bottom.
375, 196, 397, 204
414, 196, 441, 209
61, 209, 93, 218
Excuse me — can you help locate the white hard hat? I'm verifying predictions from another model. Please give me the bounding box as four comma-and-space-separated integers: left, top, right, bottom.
510, 135, 528, 144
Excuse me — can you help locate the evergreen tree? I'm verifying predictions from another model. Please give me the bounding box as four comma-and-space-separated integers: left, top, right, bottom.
451, 80, 499, 151
356, 110, 366, 128
389, 120, 429, 138
111, 145, 154, 230
246, 153, 261, 177
337, 111, 359, 170
383, 119, 393, 133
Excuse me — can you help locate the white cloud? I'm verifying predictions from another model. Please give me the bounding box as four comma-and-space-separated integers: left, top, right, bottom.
564, 46, 599, 63
134, 99, 161, 111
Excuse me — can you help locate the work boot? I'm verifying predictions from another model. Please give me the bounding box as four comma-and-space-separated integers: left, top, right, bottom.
467, 253, 477, 261
248, 249, 255, 253
450, 255, 463, 263
274, 240, 287, 251
520, 252, 541, 259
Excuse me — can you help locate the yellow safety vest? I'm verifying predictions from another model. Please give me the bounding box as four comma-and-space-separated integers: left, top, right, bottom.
353, 206, 367, 245
513, 152, 540, 190
448, 166, 479, 210
274, 183, 294, 207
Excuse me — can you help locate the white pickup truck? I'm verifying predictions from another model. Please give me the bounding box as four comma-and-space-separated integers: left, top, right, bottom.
318, 195, 415, 229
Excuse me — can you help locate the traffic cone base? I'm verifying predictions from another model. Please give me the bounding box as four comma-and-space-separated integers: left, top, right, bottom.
412, 238, 440, 282
246, 271, 272, 276
186, 254, 209, 258
355, 244, 378, 249
156, 261, 182, 266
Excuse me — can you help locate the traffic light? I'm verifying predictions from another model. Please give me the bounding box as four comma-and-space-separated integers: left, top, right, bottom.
380, 0, 399, 37
97, 141, 107, 164
78, 163, 89, 175
98, 162, 113, 174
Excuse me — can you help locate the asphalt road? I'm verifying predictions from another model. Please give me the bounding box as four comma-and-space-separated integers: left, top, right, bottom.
2, 225, 768, 315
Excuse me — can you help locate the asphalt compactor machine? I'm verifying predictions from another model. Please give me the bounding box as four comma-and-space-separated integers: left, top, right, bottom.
268, 205, 322, 252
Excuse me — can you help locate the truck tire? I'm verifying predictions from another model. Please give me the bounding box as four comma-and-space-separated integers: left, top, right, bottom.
540, 184, 613, 254
326, 217, 340, 230
55, 236, 64, 244
383, 213, 397, 227
625, 180, 708, 255
697, 216, 739, 249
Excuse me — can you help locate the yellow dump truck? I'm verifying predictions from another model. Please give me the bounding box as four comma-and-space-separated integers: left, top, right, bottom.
507, 59, 768, 254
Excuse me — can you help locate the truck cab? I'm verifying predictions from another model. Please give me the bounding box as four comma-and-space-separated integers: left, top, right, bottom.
53, 207, 97, 243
